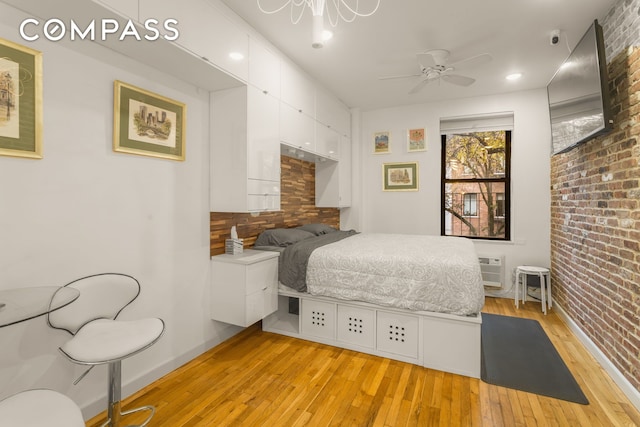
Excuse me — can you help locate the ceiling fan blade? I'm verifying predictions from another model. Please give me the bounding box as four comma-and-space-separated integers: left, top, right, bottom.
441, 74, 475, 86
378, 73, 422, 80
449, 53, 492, 70
408, 78, 431, 94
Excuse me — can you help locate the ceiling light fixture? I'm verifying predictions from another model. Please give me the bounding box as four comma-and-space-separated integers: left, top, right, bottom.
505, 73, 522, 81
257, 0, 380, 49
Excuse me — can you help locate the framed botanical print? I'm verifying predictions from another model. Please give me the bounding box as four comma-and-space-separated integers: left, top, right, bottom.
407, 128, 426, 152
0, 38, 42, 159
383, 162, 419, 191
113, 80, 186, 161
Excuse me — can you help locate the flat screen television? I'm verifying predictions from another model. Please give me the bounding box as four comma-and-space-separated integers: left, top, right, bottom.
547, 19, 613, 155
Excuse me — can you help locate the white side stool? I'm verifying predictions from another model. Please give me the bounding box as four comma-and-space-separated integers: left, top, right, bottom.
0, 389, 85, 427
515, 265, 552, 314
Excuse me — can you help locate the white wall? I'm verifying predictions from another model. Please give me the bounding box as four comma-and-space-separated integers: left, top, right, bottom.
0, 2, 240, 418
354, 89, 552, 291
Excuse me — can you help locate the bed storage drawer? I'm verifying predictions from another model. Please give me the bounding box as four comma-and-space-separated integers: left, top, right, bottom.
337, 305, 375, 349
423, 314, 481, 378
301, 300, 335, 339
376, 311, 419, 359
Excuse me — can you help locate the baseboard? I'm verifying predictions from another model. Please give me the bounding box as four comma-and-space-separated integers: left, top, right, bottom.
554, 302, 640, 412
79, 323, 242, 420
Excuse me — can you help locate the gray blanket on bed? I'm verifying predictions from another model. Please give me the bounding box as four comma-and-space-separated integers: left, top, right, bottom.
279, 230, 357, 292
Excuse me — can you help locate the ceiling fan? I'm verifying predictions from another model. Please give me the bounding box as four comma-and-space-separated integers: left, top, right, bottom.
379, 49, 492, 94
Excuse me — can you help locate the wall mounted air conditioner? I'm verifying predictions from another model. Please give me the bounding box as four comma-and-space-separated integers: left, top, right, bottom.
478, 255, 504, 288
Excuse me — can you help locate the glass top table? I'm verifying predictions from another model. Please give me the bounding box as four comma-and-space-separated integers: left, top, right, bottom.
0, 287, 80, 328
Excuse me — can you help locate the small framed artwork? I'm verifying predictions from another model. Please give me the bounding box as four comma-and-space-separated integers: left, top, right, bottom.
113, 80, 186, 161
407, 128, 426, 152
0, 38, 43, 159
383, 162, 419, 191
373, 131, 390, 154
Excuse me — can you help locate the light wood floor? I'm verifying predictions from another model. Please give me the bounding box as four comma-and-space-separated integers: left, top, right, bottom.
86, 297, 640, 426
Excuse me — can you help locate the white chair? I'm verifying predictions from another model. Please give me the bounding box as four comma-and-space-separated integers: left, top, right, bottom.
0, 389, 85, 427
514, 266, 552, 314
48, 273, 165, 427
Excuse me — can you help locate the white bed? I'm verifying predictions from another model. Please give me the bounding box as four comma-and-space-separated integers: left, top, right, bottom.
306, 233, 484, 315
257, 227, 484, 378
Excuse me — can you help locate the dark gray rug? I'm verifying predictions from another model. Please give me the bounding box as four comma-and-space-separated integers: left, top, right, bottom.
481, 313, 589, 404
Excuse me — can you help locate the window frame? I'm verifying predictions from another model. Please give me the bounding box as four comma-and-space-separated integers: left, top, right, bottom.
440, 131, 511, 241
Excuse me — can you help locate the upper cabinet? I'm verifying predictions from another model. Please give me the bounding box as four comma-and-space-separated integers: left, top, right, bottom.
249, 38, 280, 98
280, 102, 316, 153
316, 87, 351, 138
315, 124, 340, 160
316, 136, 352, 208
140, 0, 249, 82
280, 61, 316, 118
211, 86, 281, 213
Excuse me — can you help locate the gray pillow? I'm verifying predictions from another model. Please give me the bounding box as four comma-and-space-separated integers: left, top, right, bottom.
297, 223, 338, 236
254, 228, 315, 247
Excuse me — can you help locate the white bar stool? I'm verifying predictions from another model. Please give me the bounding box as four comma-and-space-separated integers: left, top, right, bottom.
0, 389, 85, 426
515, 265, 552, 314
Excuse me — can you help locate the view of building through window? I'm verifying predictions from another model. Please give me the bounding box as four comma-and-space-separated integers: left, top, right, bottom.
441, 130, 511, 240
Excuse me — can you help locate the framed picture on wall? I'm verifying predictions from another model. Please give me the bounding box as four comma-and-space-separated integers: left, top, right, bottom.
0, 38, 43, 159
383, 162, 419, 191
113, 80, 186, 161
407, 128, 426, 152
373, 131, 390, 154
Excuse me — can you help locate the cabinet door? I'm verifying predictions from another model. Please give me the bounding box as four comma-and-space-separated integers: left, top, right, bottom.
338, 136, 352, 207
316, 87, 351, 138
280, 61, 315, 118
140, 0, 248, 81
316, 124, 340, 159
315, 136, 351, 208
280, 102, 315, 152
247, 179, 280, 212
249, 38, 280, 97
248, 86, 280, 182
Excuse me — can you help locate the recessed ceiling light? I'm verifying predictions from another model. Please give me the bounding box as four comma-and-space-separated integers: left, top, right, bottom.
322, 30, 333, 41
506, 73, 522, 81
228, 52, 244, 61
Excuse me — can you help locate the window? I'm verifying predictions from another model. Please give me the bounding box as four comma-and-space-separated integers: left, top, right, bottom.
463, 193, 478, 216
495, 193, 505, 218
441, 130, 511, 240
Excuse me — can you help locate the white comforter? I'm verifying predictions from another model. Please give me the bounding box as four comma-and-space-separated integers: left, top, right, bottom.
305, 233, 485, 315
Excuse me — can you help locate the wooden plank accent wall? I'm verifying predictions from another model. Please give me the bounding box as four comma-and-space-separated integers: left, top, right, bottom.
210, 155, 340, 256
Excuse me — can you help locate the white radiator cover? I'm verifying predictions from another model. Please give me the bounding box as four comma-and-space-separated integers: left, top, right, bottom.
478, 255, 505, 288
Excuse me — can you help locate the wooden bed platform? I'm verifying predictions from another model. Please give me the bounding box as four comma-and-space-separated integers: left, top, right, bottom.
263, 288, 482, 378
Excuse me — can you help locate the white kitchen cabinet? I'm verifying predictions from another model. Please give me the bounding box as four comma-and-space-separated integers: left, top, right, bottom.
211, 250, 279, 327
280, 102, 316, 153
280, 60, 315, 118
211, 85, 280, 212
140, 0, 248, 81
316, 136, 351, 208
249, 37, 280, 98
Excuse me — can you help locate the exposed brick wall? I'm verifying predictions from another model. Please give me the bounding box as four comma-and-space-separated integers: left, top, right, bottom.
602, 0, 640, 61
210, 155, 340, 255
550, 45, 640, 390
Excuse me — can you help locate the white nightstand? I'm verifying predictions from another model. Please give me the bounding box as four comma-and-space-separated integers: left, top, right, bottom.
211, 249, 280, 327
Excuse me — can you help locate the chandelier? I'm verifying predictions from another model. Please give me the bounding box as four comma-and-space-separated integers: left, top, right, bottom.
257, 0, 381, 48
